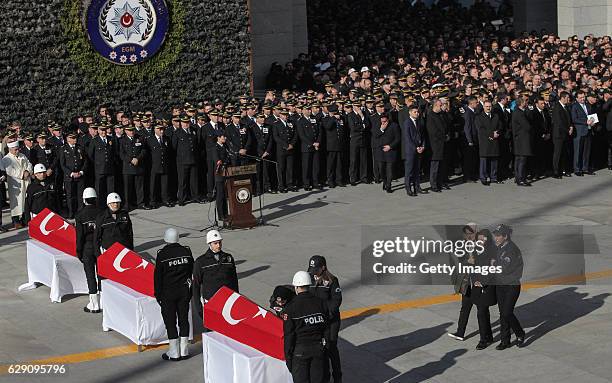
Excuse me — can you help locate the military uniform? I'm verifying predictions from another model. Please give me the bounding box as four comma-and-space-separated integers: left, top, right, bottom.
59, 141, 87, 218
252, 120, 274, 194
322, 109, 346, 187
225, 121, 252, 166
88, 135, 116, 207
211, 142, 230, 220
296, 113, 321, 189
120, 132, 147, 209
273, 115, 298, 192
347, 109, 370, 184
146, 133, 171, 207
172, 125, 199, 205
76, 204, 101, 294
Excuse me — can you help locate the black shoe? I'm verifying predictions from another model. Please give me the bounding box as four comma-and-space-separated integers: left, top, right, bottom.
516, 336, 525, 347
386, 188, 393, 194
150, 203, 160, 209
495, 343, 511, 350
575, 172, 583, 177
517, 181, 532, 187
178, 201, 185, 206
304, 186, 312, 191
480, 180, 490, 186
442, 184, 451, 190
280, 188, 288, 193
608, 166, 612, 170
415, 187, 427, 194
328, 184, 336, 189
375, 179, 382, 184
586, 171, 595, 175
431, 187, 442, 193
493, 180, 504, 184
476, 341, 492, 350
552, 175, 562, 179
164, 202, 175, 208
138, 205, 152, 210
350, 182, 357, 186
407, 190, 417, 197
316, 184, 324, 190
362, 180, 372, 184
562, 172, 572, 177
338, 183, 347, 187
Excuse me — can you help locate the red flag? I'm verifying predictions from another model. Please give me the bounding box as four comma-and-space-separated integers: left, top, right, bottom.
204, 286, 285, 360
97, 243, 155, 297
28, 208, 76, 257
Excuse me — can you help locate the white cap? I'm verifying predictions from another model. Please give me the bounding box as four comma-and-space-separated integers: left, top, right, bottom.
206, 230, 222, 244
347, 68, 356, 75
83, 187, 97, 202
360, 66, 370, 72
7, 141, 19, 149
106, 192, 121, 204
292, 271, 312, 287
164, 228, 179, 244
33, 164, 47, 174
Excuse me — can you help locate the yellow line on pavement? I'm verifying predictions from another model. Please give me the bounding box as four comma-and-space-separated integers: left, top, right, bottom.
1, 269, 611, 374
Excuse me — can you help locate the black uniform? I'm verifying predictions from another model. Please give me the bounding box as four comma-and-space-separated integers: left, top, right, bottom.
93, 208, 134, 257
283, 291, 330, 383
76, 204, 101, 294
172, 128, 199, 204
310, 275, 342, 383
494, 240, 525, 346
273, 118, 298, 191
30, 145, 58, 186
368, 112, 383, 182
211, 142, 231, 219
59, 143, 87, 218
120, 134, 147, 209
296, 115, 321, 189
23, 179, 58, 224
252, 121, 274, 193
347, 110, 370, 184
225, 122, 252, 166
512, 108, 534, 183
201, 121, 224, 198
154, 243, 194, 339
426, 111, 448, 190
88, 136, 116, 207
192, 248, 239, 326
146, 134, 170, 206
322, 115, 346, 186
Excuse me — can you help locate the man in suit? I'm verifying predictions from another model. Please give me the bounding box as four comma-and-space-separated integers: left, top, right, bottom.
462, 96, 480, 183
146, 124, 172, 208
530, 97, 553, 178
401, 105, 426, 197
272, 109, 298, 193
59, 133, 87, 218
426, 99, 447, 192
252, 113, 274, 195
120, 126, 149, 210
375, 114, 400, 193
571, 91, 596, 176
87, 125, 116, 207
172, 115, 200, 206
512, 98, 534, 186
551, 91, 574, 178
476, 101, 502, 185
296, 104, 321, 191
322, 105, 346, 188
347, 102, 371, 185
492, 93, 512, 180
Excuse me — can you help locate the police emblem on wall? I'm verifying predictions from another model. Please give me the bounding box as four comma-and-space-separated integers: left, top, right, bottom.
86, 0, 169, 65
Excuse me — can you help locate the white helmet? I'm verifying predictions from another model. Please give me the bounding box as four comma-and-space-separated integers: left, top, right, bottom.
33, 164, 47, 174
292, 271, 312, 287
164, 228, 179, 244
83, 187, 97, 202
206, 230, 222, 244
106, 192, 122, 205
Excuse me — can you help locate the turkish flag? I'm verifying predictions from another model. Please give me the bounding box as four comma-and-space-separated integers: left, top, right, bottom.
28, 208, 76, 257
204, 286, 285, 360
97, 243, 155, 297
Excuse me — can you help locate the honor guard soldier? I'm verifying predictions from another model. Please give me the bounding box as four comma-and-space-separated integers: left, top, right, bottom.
308, 255, 343, 383
172, 115, 200, 206
192, 230, 238, 329
492, 224, 525, 350
273, 109, 298, 192
252, 113, 274, 195
94, 193, 134, 257
146, 124, 172, 208
24, 164, 58, 224
154, 228, 194, 361
88, 125, 116, 207
225, 112, 251, 166
283, 271, 330, 383
60, 133, 87, 219
120, 126, 149, 210
297, 104, 321, 190
76, 187, 102, 313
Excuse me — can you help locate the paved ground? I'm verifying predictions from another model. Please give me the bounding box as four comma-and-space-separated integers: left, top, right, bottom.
1, 173, 612, 383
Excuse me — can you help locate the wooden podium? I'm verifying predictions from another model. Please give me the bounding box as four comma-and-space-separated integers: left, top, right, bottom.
224, 165, 257, 229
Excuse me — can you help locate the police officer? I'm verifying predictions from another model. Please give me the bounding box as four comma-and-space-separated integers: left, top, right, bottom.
211, 133, 231, 221
94, 193, 134, 257
308, 255, 342, 383
172, 115, 199, 206
76, 187, 102, 313
154, 228, 194, 361
252, 113, 274, 195
24, 164, 58, 224
297, 104, 321, 190
225, 112, 251, 166
273, 109, 298, 192
283, 271, 329, 383
146, 124, 172, 208
88, 126, 116, 208
492, 224, 525, 350
192, 230, 238, 329
120, 126, 149, 210
60, 133, 87, 218
323, 105, 346, 188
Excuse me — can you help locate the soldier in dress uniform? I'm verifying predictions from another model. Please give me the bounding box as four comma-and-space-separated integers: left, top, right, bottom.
323, 105, 346, 188
296, 104, 321, 190
146, 124, 172, 208
201, 111, 223, 201
120, 126, 149, 210
59, 133, 87, 218
225, 113, 251, 165
273, 109, 298, 193
211, 132, 231, 220
347, 102, 371, 185
172, 115, 200, 206
252, 113, 274, 195
88, 125, 116, 208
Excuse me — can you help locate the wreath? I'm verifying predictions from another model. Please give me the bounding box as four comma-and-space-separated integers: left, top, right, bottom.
61, 0, 185, 85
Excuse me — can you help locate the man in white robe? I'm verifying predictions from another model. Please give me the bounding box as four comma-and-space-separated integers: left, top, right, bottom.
0, 141, 32, 229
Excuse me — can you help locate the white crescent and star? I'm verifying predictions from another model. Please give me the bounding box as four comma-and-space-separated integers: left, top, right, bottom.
112, 247, 149, 273
39, 212, 70, 236
221, 292, 269, 326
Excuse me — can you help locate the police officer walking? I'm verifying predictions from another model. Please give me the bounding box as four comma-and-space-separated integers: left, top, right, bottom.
192, 230, 238, 329
283, 271, 329, 383
94, 193, 134, 257
154, 228, 194, 361
492, 224, 526, 350
75, 187, 102, 313
308, 255, 343, 383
